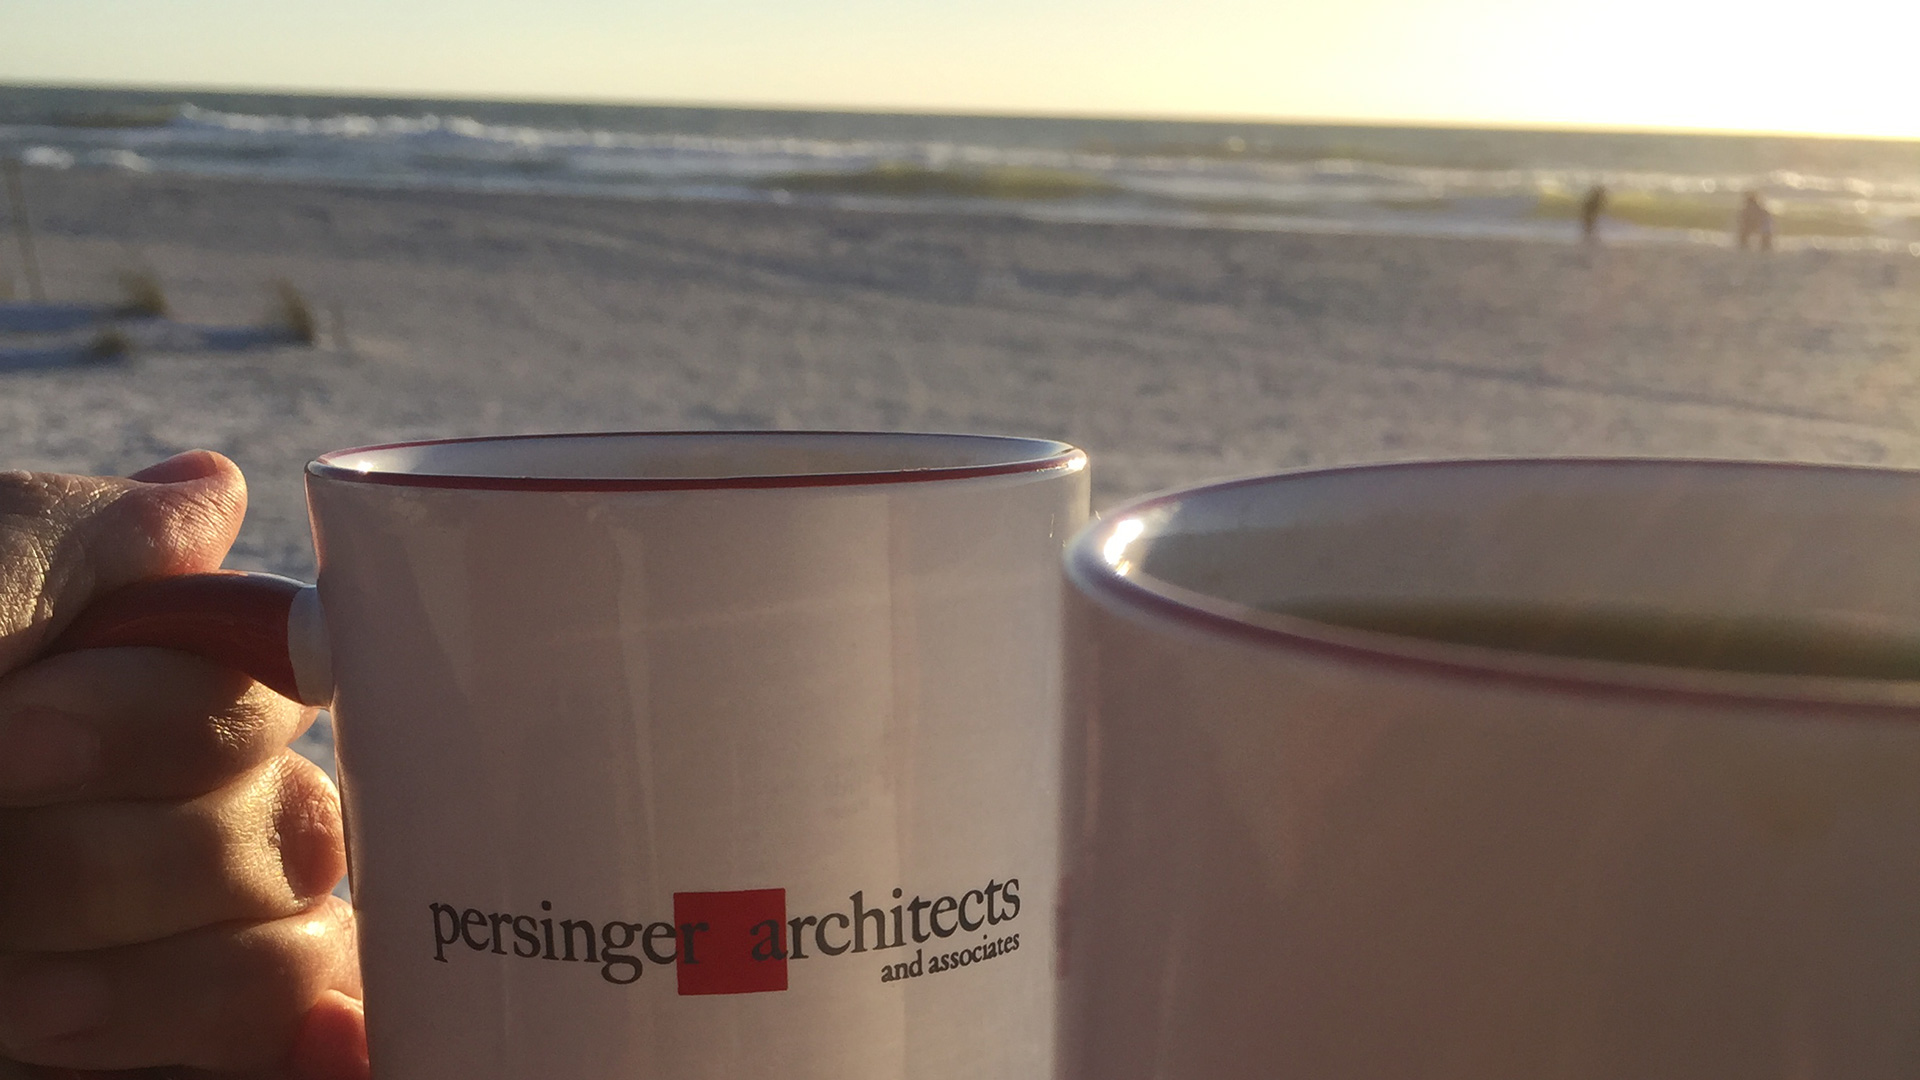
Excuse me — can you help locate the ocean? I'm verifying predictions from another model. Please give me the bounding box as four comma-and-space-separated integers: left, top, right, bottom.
4, 83, 1920, 253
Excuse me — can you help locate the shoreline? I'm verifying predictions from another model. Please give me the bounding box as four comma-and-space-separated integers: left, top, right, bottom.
12, 161, 1920, 257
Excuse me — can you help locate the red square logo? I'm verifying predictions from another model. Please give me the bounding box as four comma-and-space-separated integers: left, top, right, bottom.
673, 889, 788, 995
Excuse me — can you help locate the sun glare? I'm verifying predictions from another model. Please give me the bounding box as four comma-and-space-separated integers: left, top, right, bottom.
3, 0, 1919, 137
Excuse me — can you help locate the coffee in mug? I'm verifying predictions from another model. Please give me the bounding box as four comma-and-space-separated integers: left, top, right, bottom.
1270, 600, 1920, 679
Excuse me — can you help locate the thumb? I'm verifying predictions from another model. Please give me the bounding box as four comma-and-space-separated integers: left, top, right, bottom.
0, 450, 246, 677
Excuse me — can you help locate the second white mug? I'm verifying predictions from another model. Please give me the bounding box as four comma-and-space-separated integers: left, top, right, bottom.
1060, 459, 1920, 1080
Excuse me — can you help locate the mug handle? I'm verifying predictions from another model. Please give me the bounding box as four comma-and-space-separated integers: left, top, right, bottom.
48, 571, 335, 706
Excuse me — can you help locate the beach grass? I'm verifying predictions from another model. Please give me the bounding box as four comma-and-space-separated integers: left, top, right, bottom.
268, 279, 318, 344
761, 163, 1114, 201
114, 268, 168, 318
87, 326, 132, 359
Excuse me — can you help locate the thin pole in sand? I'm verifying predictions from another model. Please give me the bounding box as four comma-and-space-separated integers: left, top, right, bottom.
2, 158, 46, 302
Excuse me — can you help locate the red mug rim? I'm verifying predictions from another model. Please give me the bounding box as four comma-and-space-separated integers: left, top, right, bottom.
308, 430, 1086, 491
1068, 456, 1920, 716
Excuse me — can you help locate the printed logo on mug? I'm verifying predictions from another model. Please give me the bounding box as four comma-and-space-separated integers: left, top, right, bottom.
60, 431, 1088, 1080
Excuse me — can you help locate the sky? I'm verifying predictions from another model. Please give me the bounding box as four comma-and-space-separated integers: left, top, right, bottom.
4, 0, 1918, 138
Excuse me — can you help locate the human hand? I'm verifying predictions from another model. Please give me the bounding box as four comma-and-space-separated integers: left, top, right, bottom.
0, 452, 365, 1080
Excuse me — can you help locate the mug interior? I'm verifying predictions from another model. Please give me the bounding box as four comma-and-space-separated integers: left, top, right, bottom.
1081, 459, 1920, 700
310, 431, 1082, 489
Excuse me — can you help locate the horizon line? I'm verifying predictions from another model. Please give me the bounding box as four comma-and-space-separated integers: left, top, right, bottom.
4, 76, 1918, 145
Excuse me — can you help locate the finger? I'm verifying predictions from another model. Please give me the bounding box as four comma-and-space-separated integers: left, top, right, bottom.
0, 753, 344, 952
0, 451, 245, 676
280, 991, 368, 1080
15, 991, 372, 1080
13, 1064, 167, 1078
0, 649, 315, 806
0, 896, 358, 1073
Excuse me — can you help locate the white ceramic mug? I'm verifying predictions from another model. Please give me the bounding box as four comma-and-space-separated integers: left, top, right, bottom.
61, 430, 1088, 1080
1061, 459, 1920, 1080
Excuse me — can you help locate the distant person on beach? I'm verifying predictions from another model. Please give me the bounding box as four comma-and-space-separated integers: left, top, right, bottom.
1580, 184, 1607, 244
1738, 190, 1774, 251
0, 452, 366, 1079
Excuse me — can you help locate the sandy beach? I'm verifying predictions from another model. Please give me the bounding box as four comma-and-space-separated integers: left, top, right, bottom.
5, 168, 1920, 580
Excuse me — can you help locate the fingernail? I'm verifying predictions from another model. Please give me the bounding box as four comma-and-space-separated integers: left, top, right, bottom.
128, 449, 221, 484
0, 960, 110, 1050
0, 710, 99, 798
